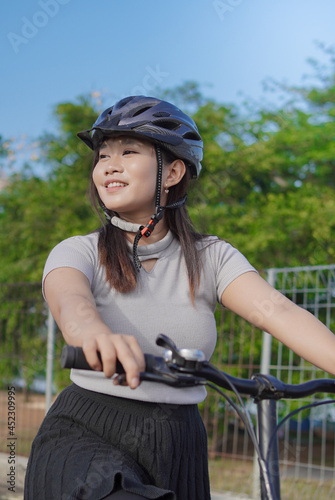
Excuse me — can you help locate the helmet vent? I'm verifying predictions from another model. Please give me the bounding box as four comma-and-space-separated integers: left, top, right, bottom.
133, 106, 153, 117
154, 119, 181, 131
183, 131, 201, 140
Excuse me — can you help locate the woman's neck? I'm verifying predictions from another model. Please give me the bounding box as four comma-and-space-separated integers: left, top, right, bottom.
110, 214, 168, 245
129, 222, 168, 245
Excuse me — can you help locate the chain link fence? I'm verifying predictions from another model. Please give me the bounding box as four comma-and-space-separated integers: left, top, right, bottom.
203, 265, 335, 498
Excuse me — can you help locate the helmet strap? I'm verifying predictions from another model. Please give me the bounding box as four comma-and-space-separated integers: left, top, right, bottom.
111, 216, 142, 233
132, 144, 164, 270
154, 145, 163, 209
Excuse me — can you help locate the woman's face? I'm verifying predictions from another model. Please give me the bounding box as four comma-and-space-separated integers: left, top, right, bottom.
92, 136, 159, 222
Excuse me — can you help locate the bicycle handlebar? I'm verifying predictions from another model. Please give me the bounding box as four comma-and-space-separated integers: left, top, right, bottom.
61, 334, 335, 400
61, 344, 158, 375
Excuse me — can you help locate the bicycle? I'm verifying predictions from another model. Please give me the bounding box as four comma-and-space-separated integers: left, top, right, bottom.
61, 334, 335, 500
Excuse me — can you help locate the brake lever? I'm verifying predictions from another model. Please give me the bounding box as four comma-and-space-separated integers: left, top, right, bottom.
117, 335, 208, 387
140, 372, 206, 387
118, 355, 206, 388
156, 334, 206, 371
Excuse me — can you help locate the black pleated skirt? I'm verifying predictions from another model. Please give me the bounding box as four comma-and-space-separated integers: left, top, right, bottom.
24, 384, 210, 500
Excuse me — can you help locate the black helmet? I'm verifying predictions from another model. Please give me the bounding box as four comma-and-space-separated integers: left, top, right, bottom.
77, 96, 203, 179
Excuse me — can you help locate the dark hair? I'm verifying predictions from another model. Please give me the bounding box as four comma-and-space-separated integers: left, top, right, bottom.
89, 145, 206, 302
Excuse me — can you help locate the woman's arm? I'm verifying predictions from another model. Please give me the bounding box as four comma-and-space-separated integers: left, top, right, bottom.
221, 271, 335, 376
44, 267, 145, 388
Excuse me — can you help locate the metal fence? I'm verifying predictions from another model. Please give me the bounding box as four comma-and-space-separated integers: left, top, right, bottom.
203, 264, 335, 498
265, 266, 335, 491
0, 265, 335, 498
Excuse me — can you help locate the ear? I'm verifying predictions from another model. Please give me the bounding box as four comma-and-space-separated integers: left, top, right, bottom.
164, 159, 186, 188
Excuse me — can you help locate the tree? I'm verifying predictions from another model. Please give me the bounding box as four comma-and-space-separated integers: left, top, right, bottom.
187, 50, 335, 270
0, 97, 99, 282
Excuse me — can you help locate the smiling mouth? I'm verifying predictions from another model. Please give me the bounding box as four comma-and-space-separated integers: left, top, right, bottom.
106, 182, 127, 188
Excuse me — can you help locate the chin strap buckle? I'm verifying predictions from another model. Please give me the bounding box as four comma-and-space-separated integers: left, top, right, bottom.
140, 207, 165, 238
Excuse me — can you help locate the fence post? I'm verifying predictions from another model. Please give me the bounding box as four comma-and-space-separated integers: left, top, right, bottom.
260, 268, 276, 375
45, 308, 55, 413
252, 268, 276, 499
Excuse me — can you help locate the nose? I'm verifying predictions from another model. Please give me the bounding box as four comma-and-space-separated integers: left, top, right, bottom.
104, 158, 124, 175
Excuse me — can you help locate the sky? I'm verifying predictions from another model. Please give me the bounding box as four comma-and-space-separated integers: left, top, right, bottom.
1, 0, 335, 157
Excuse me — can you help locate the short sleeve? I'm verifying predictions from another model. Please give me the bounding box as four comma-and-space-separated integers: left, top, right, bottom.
202, 238, 257, 303
42, 233, 99, 297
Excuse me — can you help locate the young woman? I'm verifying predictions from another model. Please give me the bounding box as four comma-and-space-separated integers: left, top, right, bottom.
24, 96, 335, 500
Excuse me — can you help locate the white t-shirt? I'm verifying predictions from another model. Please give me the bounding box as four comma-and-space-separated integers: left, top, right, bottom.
43, 230, 256, 404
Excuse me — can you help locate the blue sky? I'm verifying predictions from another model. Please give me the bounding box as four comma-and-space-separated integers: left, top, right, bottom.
1, 0, 335, 145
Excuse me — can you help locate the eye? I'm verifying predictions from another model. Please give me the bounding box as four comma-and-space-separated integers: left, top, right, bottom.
99, 153, 109, 160
123, 149, 138, 155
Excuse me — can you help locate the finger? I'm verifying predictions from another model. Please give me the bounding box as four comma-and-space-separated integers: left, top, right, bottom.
126, 336, 146, 373
95, 335, 118, 378
82, 338, 103, 372
112, 335, 144, 389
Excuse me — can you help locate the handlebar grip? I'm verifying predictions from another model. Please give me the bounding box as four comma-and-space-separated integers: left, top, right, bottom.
61, 345, 156, 374
61, 345, 125, 373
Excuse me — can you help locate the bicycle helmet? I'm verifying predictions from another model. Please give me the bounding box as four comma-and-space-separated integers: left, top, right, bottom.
77, 96, 203, 271
77, 95, 203, 179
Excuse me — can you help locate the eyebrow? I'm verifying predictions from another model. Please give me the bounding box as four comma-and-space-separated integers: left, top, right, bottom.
99, 137, 143, 150
121, 137, 141, 146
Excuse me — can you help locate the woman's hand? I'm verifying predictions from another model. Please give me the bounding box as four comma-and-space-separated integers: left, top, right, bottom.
81, 332, 145, 388
44, 267, 145, 388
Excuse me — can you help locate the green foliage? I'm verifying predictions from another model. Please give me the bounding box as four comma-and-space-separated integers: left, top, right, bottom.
189, 53, 335, 270
0, 284, 48, 394
0, 97, 100, 282
190, 182, 335, 270
0, 283, 70, 395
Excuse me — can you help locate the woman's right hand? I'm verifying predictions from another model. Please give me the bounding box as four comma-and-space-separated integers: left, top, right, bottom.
81, 332, 145, 388
44, 267, 145, 389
